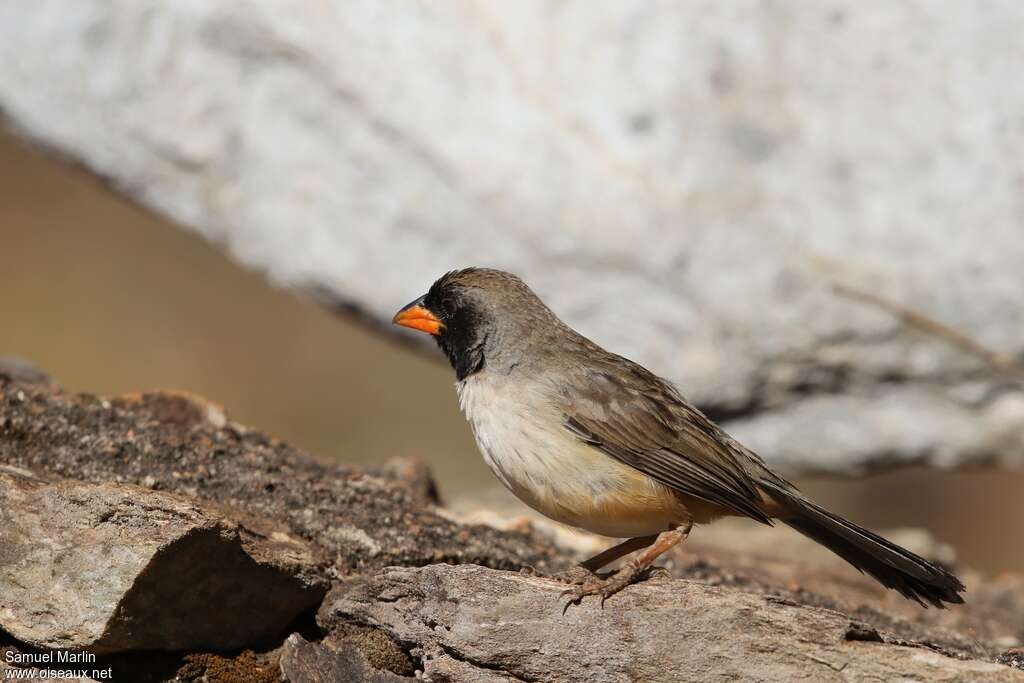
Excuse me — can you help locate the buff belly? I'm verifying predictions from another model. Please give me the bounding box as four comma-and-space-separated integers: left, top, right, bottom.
456, 374, 693, 538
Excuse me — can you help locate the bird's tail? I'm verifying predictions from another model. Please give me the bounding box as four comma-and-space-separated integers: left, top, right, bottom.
759, 480, 965, 608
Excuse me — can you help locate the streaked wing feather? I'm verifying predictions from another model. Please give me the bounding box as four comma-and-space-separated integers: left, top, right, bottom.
561, 364, 773, 525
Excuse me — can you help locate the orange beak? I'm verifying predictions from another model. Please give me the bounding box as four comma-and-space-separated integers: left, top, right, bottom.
392, 297, 445, 336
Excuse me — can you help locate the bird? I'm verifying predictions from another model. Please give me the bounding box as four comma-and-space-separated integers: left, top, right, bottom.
392, 267, 965, 609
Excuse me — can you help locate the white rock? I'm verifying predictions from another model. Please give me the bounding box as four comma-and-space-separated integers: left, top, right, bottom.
1, 1, 1021, 474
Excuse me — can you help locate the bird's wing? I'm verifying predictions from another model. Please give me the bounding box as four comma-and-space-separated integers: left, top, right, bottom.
559, 360, 774, 524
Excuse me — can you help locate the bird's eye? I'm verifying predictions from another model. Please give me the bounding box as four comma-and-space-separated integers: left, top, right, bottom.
440, 297, 457, 317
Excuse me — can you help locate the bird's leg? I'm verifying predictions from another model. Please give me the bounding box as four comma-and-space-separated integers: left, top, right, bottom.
542, 534, 659, 585
562, 521, 692, 611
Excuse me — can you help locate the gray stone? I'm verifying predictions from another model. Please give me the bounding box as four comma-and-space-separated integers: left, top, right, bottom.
0, 356, 53, 386
0, 465, 327, 653
0, 381, 564, 577
279, 634, 409, 683
324, 564, 1024, 683
0, 3, 1022, 475
1, 373, 1022, 680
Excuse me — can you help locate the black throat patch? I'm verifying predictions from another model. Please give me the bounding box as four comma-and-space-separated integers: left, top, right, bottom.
435, 306, 486, 380
424, 280, 488, 381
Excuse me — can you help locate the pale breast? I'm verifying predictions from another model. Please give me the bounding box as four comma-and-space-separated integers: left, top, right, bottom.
456, 373, 690, 537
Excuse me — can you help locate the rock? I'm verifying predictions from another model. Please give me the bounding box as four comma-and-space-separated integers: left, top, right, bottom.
175, 650, 280, 683
2, 3, 1024, 475
372, 456, 443, 506
278, 634, 409, 683
669, 521, 1023, 662
3, 374, 1023, 681
111, 391, 228, 429
0, 379, 563, 577
452, 495, 1024, 661
323, 564, 1024, 683
1000, 649, 1024, 671
0, 465, 327, 653
0, 356, 53, 386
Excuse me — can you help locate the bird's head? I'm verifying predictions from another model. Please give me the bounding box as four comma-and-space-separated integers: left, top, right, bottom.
392, 268, 560, 380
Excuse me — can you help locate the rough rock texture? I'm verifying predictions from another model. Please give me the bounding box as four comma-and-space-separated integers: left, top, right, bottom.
2, 2, 1023, 475
0, 356, 55, 387
0, 373, 557, 680
1, 372, 1022, 681
317, 516, 1024, 681
279, 634, 409, 683
447, 500, 1024, 663
0, 378, 563, 578
325, 564, 1024, 683
665, 522, 1023, 663
0, 465, 327, 653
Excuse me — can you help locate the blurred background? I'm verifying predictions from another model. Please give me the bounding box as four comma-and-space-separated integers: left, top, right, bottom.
1, 3, 1022, 575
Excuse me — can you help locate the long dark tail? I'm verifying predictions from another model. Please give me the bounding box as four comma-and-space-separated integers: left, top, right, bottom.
760, 481, 965, 608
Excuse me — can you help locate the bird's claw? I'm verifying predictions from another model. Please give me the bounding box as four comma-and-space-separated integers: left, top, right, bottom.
558, 563, 643, 614
560, 586, 584, 615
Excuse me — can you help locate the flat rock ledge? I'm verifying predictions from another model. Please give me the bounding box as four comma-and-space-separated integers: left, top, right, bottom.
0, 465, 326, 653
0, 363, 1022, 682
322, 564, 1020, 683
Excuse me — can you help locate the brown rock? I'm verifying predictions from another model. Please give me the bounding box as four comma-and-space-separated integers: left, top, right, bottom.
0, 356, 53, 386
111, 391, 228, 429
0, 381, 562, 577
671, 520, 1024, 661
0, 466, 327, 653
278, 634, 409, 683
323, 564, 1024, 683
176, 650, 280, 683
4, 375, 1024, 682
373, 456, 442, 505
452, 491, 1024, 663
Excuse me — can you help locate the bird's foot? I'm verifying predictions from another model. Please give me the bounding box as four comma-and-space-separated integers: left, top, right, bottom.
560, 561, 645, 613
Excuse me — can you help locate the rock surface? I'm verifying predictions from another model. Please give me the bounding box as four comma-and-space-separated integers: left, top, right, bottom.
0, 465, 326, 653
0, 381, 562, 577
447, 500, 1024, 665
1, 372, 1022, 681
279, 634, 409, 683
324, 564, 1024, 683
2, 2, 1023, 475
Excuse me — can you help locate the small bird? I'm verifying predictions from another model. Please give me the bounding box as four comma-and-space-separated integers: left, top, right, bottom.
393, 268, 965, 608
